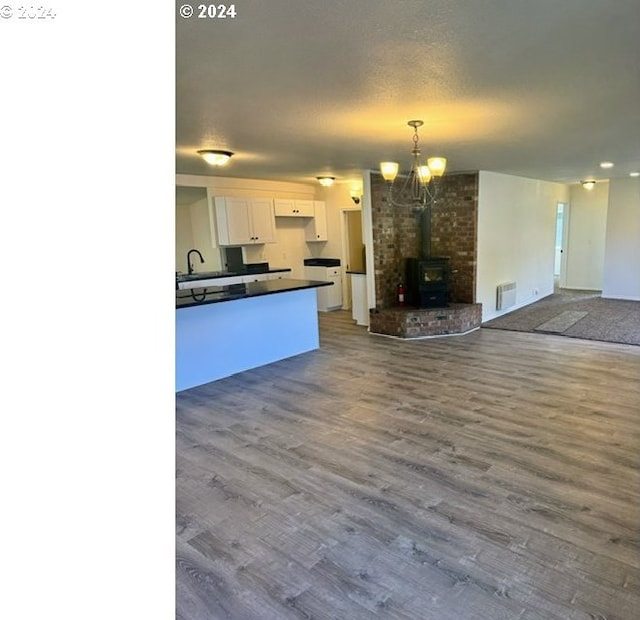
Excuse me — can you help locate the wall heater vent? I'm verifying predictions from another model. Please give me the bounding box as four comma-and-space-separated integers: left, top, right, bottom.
496, 281, 517, 310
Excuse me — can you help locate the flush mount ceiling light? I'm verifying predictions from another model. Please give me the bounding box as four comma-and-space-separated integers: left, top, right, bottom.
581, 180, 596, 190
600, 161, 614, 169
380, 120, 446, 209
197, 149, 234, 166
316, 176, 335, 187
629, 172, 639, 177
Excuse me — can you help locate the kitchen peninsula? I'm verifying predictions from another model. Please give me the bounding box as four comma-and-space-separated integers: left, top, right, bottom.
176, 278, 331, 391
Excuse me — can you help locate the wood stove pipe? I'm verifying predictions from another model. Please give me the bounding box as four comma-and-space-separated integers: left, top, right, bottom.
420, 206, 432, 259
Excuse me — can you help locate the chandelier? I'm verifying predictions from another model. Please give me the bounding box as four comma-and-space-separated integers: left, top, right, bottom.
380, 120, 446, 208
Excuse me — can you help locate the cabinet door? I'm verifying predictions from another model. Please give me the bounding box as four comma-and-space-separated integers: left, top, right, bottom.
268, 270, 291, 280
274, 198, 314, 217
242, 273, 270, 283
326, 274, 343, 308
294, 200, 314, 217
304, 201, 328, 241
249, 199, 276, 243
350, 274, 369, 325
273, 198, 296, 216
215, 197, 253, 246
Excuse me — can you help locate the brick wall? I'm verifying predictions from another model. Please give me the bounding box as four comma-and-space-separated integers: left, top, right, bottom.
369, 303, 483, 338
371, 171, 478, 308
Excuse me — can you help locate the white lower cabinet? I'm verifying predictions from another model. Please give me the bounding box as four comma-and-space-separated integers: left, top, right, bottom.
178, 275, 243, 290
267, 271, 291, 280
350, 273, 369, 326
243, 273, 270, 283
178, 270, 291, 289
304, 265, 342, 311
214, 197, 276, 246
245, 271, 292, 282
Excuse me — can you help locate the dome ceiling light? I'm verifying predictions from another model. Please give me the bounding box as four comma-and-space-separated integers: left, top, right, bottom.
198, 149, 234, 166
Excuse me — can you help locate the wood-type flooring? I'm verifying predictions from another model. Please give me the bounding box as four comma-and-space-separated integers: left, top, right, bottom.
176, 310, 640, 619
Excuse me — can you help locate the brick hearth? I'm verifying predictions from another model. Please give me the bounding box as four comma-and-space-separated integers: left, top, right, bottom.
369, 303, 482, 339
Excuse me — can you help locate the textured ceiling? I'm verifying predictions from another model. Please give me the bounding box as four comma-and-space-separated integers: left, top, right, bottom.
176, 0, 640, 186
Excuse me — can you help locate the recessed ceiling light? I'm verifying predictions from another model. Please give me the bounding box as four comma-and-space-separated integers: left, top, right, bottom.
630, 172, 640, 177
600, 161, 614, 169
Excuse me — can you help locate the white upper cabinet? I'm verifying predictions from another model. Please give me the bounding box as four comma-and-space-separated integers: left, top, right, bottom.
304, 201, 328, 242
214, 197, 276, 246
247, 198, 276, 243
273, 199, 314, 217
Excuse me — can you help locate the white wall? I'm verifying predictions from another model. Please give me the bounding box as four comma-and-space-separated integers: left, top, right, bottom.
175, 203, 194, 273
176, 189, 224, 274
191, 197, 223, 271
564, 182, 609, 290
602, 177, 640, 300
477, 171, 569, 321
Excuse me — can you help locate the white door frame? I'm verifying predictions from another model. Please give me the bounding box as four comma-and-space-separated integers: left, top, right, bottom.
556, 201, 570, 289
340, 206, 363, 309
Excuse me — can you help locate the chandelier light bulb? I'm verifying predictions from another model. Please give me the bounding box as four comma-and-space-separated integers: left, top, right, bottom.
427, 157, 447, 177
417, 165, 432, 183
380, 162, 399, 182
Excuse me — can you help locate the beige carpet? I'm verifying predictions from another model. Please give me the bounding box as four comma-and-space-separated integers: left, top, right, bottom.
482, 290, 640, 346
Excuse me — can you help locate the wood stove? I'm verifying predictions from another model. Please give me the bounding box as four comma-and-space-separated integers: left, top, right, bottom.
406, 256, 450, 308
403, 206, 451, 307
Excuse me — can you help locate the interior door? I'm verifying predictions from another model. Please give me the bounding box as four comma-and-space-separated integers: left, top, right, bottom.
345, 210, 364, 271
554, 202, 569, 289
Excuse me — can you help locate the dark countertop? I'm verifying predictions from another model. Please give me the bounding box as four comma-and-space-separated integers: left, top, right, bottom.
303, 258, 341, 267
177, 267, 291, 283
176, 278, 332, 309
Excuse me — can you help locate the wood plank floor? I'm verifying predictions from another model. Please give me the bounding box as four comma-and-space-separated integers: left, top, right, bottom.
176, 310, 640, 620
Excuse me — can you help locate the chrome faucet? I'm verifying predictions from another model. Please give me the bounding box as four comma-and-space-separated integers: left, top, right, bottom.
187, 248, 204, 275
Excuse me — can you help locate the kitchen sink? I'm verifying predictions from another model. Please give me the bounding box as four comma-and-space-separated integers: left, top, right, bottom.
178, 271, 234, 281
